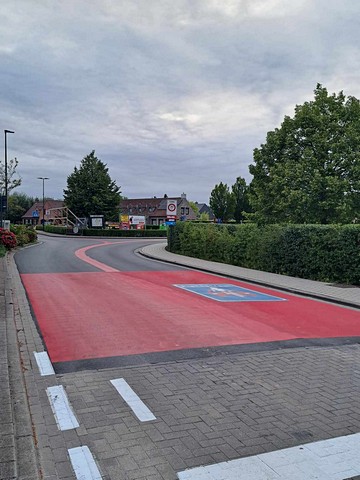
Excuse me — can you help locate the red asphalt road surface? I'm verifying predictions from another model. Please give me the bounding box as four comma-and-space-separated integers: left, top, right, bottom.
21, 269, 360, 363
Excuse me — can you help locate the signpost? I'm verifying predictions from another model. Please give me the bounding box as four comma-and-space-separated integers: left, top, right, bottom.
89, 215, 104, 228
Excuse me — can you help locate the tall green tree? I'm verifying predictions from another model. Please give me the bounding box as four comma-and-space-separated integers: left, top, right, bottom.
249, 84, 360, 224
8, 192, 34, 223
232, 176, 251, 223
209, 182, 234, 222
64, 151, 121, 220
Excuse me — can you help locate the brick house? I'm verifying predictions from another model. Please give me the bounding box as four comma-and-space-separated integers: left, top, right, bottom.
120, 193, 197, 226
22, 200, 64, 226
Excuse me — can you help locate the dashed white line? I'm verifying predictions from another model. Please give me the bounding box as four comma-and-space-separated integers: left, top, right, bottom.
33, 351, 55, 376
68, 446, 102, 479
46, 385, 79, 431
110, 378, 156, 422
177, 432, 360, 479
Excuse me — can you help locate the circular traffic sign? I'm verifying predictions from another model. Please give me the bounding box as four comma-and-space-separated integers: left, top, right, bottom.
168, 203, 176, 212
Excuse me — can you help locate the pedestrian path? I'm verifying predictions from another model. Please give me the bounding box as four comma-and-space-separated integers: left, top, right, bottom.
140, 242, 360, 308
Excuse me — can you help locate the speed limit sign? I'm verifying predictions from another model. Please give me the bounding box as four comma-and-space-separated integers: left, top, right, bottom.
166, 200, 177, 216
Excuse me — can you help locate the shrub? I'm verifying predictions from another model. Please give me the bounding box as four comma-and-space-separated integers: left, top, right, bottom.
11, 225, 38, 246
0, 228, 17, 249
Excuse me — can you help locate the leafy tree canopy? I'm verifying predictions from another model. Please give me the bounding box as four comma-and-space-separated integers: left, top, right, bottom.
249, 84, 360, 224
209, 182, 234, 222
63, 151, 121, 220
8, 192, 34, 224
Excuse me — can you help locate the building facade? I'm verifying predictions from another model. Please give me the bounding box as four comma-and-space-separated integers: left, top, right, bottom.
120, 194, 197, 226
22, 200, 65, 226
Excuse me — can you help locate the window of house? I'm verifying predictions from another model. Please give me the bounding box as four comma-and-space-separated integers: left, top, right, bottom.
181, 207, 185, 215
186, 207, 189, 215
152, 219, 157, 225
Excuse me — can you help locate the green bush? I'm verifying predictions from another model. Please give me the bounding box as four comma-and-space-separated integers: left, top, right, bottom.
11, 225, 38, 246
0, 244, 6, 257
168, 223, 360, 285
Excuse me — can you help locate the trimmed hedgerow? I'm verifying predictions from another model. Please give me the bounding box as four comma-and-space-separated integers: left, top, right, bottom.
168, 223, 360, 285
43, 225, 167, 238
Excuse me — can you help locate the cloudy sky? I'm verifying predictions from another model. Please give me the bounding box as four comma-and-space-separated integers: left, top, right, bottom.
1, 0, 359, 203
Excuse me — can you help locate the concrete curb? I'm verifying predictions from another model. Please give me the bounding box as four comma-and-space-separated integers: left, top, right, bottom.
0, 256, 16, 479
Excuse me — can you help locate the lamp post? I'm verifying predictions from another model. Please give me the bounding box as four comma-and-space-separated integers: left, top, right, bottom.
37, 177, 49, 230
4, 129, 14, 218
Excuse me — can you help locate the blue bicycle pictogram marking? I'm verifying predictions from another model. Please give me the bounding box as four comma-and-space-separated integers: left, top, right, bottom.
173, 284, 287, 302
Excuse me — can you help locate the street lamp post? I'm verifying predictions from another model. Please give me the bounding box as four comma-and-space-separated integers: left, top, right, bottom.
37, 177, 49, 231
4, 129, 15, 219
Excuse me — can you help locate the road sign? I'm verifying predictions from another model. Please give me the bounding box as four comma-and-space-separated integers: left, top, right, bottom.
32, 210, 39, 218
129, 215, 145, 225
166, 200, 177, 216
173, 284, 287, 303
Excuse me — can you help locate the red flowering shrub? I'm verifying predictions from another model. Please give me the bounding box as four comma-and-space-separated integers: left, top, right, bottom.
0, 228, 17, 249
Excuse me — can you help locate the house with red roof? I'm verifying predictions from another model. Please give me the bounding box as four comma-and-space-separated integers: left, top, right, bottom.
120, 193, 197, 226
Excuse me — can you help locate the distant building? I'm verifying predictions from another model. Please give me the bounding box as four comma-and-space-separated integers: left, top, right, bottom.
120, 193, 197, 225
22, 200, 64, 226
195, 202, 215, 220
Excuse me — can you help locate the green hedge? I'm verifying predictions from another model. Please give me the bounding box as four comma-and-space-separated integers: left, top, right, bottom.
43, 225, 167, 237
168, 223, 360, 284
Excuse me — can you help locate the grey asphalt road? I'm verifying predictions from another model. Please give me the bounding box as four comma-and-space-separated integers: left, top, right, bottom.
14, 235, 182, 273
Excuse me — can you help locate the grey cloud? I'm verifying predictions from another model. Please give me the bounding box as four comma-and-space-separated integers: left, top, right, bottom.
1, 0, 359, 203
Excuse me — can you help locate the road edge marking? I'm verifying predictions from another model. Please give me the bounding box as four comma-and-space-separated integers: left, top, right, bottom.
33, 351, 55, 376
46, 385, 79, 431
110, 378, 156, 422
68, 446, 102, 479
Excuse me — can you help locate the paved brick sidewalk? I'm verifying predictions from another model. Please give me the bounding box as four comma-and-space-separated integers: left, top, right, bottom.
140, 242, 360, 308
1, 255, 40, 479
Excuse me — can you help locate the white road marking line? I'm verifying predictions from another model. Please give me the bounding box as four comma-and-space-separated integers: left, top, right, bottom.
68, 446, 102, 479
110, 378, 156, 422
177, 432, 360, 479
33, 351, 55, 376
46, 385, 79, 431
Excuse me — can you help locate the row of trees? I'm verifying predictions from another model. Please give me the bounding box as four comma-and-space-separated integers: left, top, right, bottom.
209, 178, 251, 223
210, 84, 360, 224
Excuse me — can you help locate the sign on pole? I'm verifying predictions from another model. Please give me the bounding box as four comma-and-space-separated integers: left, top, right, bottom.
166, 200, 177, 217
